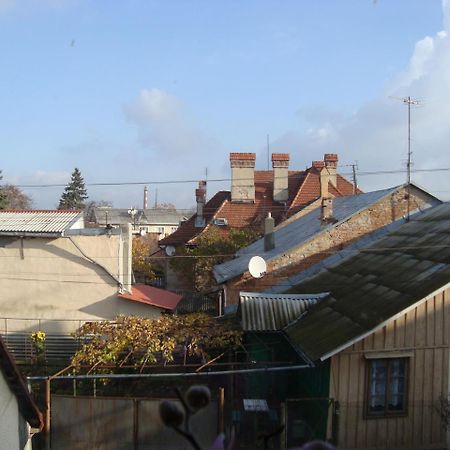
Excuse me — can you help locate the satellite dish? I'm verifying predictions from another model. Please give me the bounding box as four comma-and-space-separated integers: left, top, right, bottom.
139, 229, 147, 237
248, 256, 267, 278
165, 245, 176, 257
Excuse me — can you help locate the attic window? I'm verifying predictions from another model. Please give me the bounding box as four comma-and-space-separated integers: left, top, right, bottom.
212, 218, 228, 226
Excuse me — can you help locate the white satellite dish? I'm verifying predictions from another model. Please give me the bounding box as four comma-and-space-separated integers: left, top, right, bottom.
139, 229, 147, 237
248, 256, 267, 278
165, 245, 176, 257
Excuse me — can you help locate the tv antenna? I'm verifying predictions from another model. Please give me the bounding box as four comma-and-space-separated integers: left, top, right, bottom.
390, 95, 420, 220
342, 161, 359, 194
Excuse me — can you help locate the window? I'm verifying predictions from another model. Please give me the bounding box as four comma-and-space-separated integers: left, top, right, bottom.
365, 358, 408, 417
157, 226, 165, 234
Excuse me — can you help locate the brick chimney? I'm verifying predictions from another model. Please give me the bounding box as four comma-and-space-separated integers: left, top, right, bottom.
195, 180, 206, 228
315, 154, 338, 199
264, 212, 275, 252
230, 153, 256, 203
324, 153, 338, 187
272, 153, 289, 202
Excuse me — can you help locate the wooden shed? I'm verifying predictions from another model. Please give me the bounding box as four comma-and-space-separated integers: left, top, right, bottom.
283, 203, 450, 449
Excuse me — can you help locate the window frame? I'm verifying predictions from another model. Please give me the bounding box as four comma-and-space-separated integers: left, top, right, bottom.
364, 357, 409, 419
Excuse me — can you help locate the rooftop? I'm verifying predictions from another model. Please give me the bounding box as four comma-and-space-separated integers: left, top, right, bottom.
0, 210, 84, 236
118, 284, 182, 311
161, 159, 358, 247
214, 186, 401, 283
282, 202, 450, 362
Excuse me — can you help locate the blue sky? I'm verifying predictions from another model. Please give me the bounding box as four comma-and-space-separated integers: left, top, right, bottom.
0, 0, 448, 209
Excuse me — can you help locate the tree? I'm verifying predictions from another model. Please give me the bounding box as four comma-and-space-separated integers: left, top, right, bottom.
170, 227, 261, 291
132, 236, 157, 280
1, 184, 33, 209
58, 168, 88, 210
71, 313, 242, 371
0, 171, 8, 209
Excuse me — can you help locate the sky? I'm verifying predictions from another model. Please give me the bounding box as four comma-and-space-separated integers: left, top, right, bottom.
0, 0, 449, 209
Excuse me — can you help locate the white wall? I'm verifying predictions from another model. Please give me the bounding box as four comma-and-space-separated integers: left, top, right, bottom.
0, 370, 31, 450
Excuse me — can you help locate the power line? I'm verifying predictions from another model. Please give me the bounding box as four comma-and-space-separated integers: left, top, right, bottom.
7, 166, 450, 189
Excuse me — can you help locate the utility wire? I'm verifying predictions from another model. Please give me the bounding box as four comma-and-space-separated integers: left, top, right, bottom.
8, 166, 450, 189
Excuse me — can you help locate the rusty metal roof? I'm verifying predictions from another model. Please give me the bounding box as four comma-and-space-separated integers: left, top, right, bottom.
0, 210, 84, 236
239, 291, 329, 331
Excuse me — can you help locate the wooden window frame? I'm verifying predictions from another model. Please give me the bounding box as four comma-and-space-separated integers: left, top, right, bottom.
364, 357, 409, 419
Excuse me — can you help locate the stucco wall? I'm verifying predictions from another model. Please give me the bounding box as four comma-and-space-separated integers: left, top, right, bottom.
0, 369, 30, 450
0, 234, 160, 334
225, 187, 437, 305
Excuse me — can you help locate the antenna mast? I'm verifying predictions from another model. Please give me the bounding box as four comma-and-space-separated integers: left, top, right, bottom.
391, 95, 420, 221
404, 96, 419, 220
267, 134, 270, 171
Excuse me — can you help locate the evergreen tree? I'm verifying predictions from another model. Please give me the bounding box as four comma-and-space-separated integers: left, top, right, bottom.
58, 168, 88, 210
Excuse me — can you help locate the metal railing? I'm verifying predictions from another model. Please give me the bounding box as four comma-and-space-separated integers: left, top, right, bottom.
0, 317, 98, 364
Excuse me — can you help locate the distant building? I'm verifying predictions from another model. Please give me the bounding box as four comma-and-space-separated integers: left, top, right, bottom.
160, 152, 359, 290
91, 207, 188, 239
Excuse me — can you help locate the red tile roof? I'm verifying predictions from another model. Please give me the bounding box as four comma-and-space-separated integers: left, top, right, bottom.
160, 156, 359, 247
119, 284, 182, 311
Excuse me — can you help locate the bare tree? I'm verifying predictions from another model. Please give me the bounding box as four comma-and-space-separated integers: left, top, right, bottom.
1, 184, 33, 209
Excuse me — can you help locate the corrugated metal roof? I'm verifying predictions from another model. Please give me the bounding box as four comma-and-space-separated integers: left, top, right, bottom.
239, 291, 329, 331
93, 208, 187, 226
283, 202, 450, 362
214, 187, 401, 283
214, 184, 441, 283
0, 210, 83, 236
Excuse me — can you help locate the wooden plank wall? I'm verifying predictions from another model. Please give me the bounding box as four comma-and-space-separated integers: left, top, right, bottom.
329, 287, 449, 450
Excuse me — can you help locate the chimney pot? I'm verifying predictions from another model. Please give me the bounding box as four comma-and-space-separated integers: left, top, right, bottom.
195, 181, 206, 228
321, 197, 335, 223
272, 153, 289, 202
264, 212, 275, 252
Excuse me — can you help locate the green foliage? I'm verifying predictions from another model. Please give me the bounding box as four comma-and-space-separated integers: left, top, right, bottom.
58, 168, 88, 210
71, 314, 242, 371
170, 227, 260, 291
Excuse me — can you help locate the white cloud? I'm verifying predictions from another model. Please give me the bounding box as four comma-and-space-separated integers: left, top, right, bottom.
124, 88, 221, 161
273, 0, 450, 200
